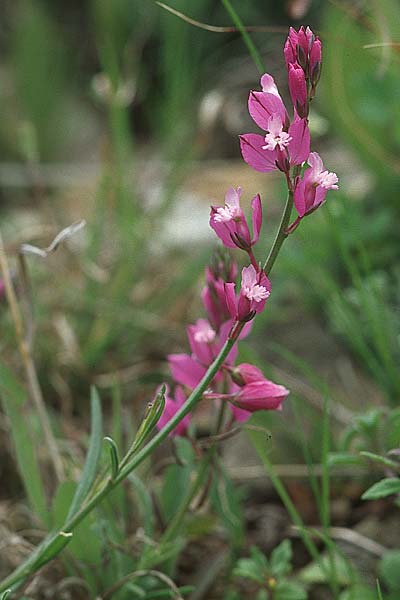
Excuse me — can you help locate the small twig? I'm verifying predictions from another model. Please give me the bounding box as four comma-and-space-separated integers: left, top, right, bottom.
20, 220, 86, 258
291, 525, 387, 557
363, 42, 400, 49
156, 2, 287, 34
197, 426, 241, 448
227, 463, 370, 480
102, 569, 184, 600
0, 230, 64, 484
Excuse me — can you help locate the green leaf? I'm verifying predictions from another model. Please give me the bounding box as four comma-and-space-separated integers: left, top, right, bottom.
233, 557, 265, 585
379, 550, 400, 592
52, 481, 102, 563
67, 386, 102, 519
270, 540, 292, 577
300, 552, 351, 586
275, 581, 307, 600
362, 478, 400, 500
130, 385, 166, 454
210, 465, 244, 547
0, 363, 48, 524
128, 473, 155, 537
250, 546, 269, 571
360, 451, 398, 468
1, 590, 11, 600
328, 452, 362, 467
339, 585, 377, 600
104, 436, 119, 479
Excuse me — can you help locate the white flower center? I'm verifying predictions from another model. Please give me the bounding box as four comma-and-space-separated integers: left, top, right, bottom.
214, 205, 241, 223
262, 130, 292, 152
316, 170, 339, 190
194, 328, 216, 343
243, 284, 270, 303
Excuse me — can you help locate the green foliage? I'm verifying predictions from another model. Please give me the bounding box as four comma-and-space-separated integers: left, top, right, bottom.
52, 481, 102, 564
0, 363, 48, 525
379, 550, 400, 594
210, 463, 244, 547
362, 478, 400, 501
233, 541, 307, 600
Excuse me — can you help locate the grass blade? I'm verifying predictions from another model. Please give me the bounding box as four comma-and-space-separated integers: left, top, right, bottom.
67, 386, 102, 519
0, 363, 48, 524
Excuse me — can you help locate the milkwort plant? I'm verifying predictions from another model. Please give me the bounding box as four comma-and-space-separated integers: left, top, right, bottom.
0, 26, 338, 596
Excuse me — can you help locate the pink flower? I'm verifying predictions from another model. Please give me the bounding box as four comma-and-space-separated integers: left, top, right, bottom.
240, 74, 310, 174
168, 320, 238, 389
288, 63, 308, 118
156, 385, 190, 437
233, 379, 289, 412
294, 152, 339, 218
225, 265, 271, 323
222, 374, 289, 420
210, 187, 262, 251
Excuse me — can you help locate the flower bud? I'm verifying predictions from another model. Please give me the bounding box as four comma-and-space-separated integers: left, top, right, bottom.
233, 380, 289, 412
230, 362, 265, 386
288, 63, 308, 118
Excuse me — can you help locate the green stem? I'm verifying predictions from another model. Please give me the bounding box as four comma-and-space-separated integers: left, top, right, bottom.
221, 0, 265, 75
263, 190, 293, 274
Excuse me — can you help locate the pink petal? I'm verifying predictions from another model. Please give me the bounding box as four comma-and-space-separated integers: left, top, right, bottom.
168, 353, 206, 389
260, 74, 280, 98
224, 283, 237, 320
288, 119, 310, 165
225, 187, 241, 208
240, 134, 277, 173
235, 363, 265, 384
187, 319, 215, 366
251, 194, 262, 244
293, 177, 307, 218
230, 404, 252, 423
218, 320, 238, 364
248, 91, 287, 131
241, 264, 257, 289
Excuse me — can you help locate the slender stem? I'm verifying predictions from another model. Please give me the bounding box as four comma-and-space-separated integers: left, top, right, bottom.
263, 191, 293, 275
247, 248, 259, 272
0, 231, 64, 484
221, 0, 265, 75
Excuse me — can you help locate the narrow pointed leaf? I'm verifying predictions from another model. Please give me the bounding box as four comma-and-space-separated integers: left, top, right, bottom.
104, 436, 119, 479
67, 386, 102, 519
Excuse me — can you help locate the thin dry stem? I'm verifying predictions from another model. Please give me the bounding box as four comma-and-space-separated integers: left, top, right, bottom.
0, 230, 64, 484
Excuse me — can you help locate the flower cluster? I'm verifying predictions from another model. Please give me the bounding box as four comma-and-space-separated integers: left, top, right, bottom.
156, 26, 338, 438
240, 26, 338, 230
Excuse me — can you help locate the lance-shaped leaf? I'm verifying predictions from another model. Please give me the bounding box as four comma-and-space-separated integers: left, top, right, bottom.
130, 385, 166, 454
104, 436, 119, 480
67, 386, 102, 519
